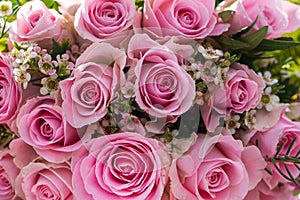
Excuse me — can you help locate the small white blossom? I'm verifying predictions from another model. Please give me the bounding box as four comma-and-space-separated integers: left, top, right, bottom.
13, 68, 31, 89
244, 110, 256, 129
198, 45, 223, 60
224, 114, 241, 134
0, 1, 12, 17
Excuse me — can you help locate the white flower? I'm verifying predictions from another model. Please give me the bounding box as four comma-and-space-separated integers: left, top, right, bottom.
224, 114, 241, 134
0, 1, 12, 17
13, 68, 31, 89
198, 45, 223, 60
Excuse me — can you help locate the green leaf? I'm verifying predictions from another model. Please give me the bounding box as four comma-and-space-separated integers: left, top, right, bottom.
254, 38, 300, 51
50, 40, 64, 59
218, 10, 235, 23
214, 35, 251, 50
232, 17, 258, 38
42, 0, 54, 8
41, 0, 60, 12
239, 26, 268, 50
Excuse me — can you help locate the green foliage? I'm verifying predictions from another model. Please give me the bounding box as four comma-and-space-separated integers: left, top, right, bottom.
265, 137, 300, 188
50, 39, 71, 59
213, 19, 269, 52
254, 38, 300, 51
135, 0, 144, 10
218, 10, 235, 22
41, 0, 60, 12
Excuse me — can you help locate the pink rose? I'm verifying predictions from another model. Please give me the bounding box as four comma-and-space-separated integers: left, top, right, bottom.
249, 115, 300, 189
74, 0, 136, 44
143, 0, 229, 39
128, 34, 195, 119
15, 162, 73, 200
225, 0, 300, 38
201, 62, 265, 132
10, 0, 63, 44
244, 180, 295, 200
16, 96, 90, 163
0, 150, 20, 200
0, 53, 21, 124
169, 134, 266, 200
9, 138, 38, 169
60, 42, 126, 128
71, 132, 170, 200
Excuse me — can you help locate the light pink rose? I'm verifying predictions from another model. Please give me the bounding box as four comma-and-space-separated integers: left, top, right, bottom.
15, 162, 73, 200
128, 34, 195, 119
143, 0, 229, 39
9, 0, 63, 44
244, 180, 295, 200
0, 53, 21, 124
71, 132, 171, 200
0, 149, 20, 200
169, 134, 266, 200
16, 96, 91, 163
201, 62, 265, 132
225, 0, 300, 38
249, 115, 300, 189
74, 0, 136, 44
60, 42, 126, 128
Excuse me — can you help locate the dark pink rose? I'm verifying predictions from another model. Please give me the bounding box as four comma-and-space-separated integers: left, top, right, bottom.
128, 34, 195, 119
0, 150, 20, 200
0, 53, 21, 124
169, 134, 266, 200
9, 138, 39, 169
201, 62, 265, 132
71, 132, 171, 200
74, 0, 136, 44
60, 42, 126, 128
10, 0, 63, 44
225, 0, 300, 38
143, 0, 229, 39
250, 115, 300, 189
15, 162, 73, 200
16, 96, 90, 163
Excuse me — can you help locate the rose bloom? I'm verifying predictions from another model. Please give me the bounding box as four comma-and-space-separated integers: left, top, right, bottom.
0, 150, 20, 200
16, 96, 91, 163
249, 115, 300, 189
225, 0, 300, 38
201, 62, 265, 132
60, 42, 126, 128
127, 34, 195, 119
10, 0, 63, 44
15, 161, 73, 200
169, 134, 266, 200
0, 53, 21, 124
74, 0, 136, 44
143, 0, 229, 39
244, 180, 295, 200
71, 132, 170, 200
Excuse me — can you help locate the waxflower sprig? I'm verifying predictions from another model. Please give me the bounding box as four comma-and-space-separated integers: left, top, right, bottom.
11, 40, 79, 95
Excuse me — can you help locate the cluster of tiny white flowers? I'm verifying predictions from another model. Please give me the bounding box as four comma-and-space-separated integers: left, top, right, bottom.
257, 71, 280, 111
197, 45, 223, 61
11, 42, 76, 95
11, 43, 38, 89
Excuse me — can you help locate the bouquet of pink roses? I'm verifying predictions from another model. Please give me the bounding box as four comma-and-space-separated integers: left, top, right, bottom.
0, 0, 299, 199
